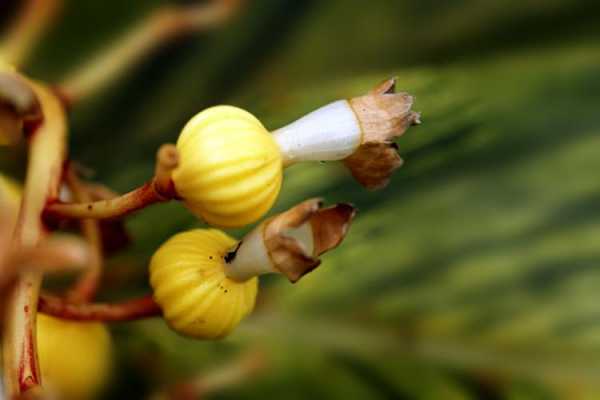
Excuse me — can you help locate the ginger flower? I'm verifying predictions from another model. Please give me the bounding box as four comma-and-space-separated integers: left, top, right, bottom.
149, 199, 355, 339
272, 77, 421, 189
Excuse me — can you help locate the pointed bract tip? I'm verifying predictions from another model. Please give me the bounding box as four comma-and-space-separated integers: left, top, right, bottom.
371, 77, 397, 95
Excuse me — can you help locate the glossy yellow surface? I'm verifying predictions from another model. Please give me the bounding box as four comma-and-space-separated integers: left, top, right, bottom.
37, 314, 112, 400
173, 105, 282, 228
149, 229, 258, 339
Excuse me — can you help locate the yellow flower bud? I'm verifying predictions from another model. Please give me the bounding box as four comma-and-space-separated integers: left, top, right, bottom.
149, 229, 258, 339
37, 314, 112, 400
172, 106, 282, 228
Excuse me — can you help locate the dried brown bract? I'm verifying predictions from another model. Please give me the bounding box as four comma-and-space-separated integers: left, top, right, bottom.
345, 77, 421, 189
225, 199, 356, 283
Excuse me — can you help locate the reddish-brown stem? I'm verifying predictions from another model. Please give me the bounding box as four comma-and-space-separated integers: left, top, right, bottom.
0, 236, 90, 295
45, 181, 164, 220
38, 293, 161, 322
44, 144, 179, 221
64, 166, 103, 302
154, 143, 179, 195
3, 79, 67, 397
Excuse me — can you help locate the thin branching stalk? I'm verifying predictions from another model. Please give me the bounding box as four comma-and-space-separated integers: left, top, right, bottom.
44, 144, 179, 220
0, 236, 89, 295
64, 166, 104, 303
2, 79, 67, 396
57, 0, 244, 104
0, 0, 63, 66
38, 293, 161, 322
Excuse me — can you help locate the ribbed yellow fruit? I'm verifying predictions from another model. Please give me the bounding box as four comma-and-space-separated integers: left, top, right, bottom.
149, 229, 258, 339
37, 314, 112, 400
172, 105, 282, 228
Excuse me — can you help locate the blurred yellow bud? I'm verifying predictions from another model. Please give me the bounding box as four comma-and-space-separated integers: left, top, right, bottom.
149, 229, 258, 339
37, 314, 112, 400
172, 105, 282, 228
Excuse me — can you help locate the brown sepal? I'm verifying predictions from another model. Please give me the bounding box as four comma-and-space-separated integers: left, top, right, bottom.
344, 142, 403, 190
310, 203, 356, 256
346, 77, 421, 189
264, 199, 356, 283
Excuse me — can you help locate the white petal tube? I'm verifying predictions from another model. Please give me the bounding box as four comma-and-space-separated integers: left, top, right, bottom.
224, 225, 275, 282
285, 223, 314, 255
272, 100, 362, 166
223, 222, 315, 282
224, 199, 355, 283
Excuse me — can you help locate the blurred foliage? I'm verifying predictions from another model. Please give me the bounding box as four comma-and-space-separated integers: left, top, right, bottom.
2, 0, 600, 398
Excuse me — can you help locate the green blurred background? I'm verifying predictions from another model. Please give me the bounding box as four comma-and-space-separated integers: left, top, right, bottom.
3, 0, 600, 398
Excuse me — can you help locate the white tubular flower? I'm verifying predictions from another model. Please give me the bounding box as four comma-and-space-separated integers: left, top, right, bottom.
272, 77, 420, 190
271, 100, 362, 165
224, 198, 356, 283
149, 198, 355, 339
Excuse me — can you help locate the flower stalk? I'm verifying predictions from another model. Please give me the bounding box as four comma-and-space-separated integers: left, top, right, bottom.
38, 294, 161, 322
2, 78, 68, 397
44, 144, 179, 220
57, 0, 245, 104
0, 235, 90, 296
64, 165, 104, 303
0, 0, 63, 66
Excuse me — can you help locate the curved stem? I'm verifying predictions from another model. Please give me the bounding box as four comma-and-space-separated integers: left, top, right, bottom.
46, 181, 164, 220
44, 144, 179, 220
57, 0, 244, 104
0, 0, 63, 66
0, 235, 90, 295
2, 79, 67, 397
64, 166, 103, 302
38, 294, 161, 322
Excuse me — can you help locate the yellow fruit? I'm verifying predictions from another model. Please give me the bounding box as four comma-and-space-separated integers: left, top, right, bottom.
172, 105, 282, 228
37, 314, 112, 400
149, 229, 258, 339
